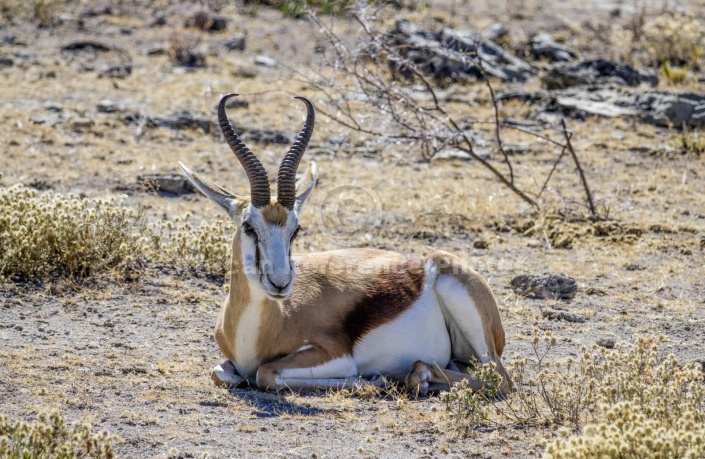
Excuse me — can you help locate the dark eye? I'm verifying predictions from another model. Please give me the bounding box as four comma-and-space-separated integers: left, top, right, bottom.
291, 226, 302, 241
242, 222, 257, 240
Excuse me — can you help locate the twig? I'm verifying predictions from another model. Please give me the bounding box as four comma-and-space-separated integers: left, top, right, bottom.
475, 42, 514, 184
561, 119, 596, 217
537, 143, 568, 199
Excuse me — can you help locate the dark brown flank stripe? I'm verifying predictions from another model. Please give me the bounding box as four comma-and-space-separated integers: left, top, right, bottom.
342, 258, 425, 345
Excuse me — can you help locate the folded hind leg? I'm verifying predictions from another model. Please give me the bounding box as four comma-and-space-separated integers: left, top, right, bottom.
405, 359, 512, 397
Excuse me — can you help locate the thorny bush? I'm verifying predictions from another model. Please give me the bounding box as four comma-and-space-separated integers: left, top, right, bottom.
0, 409, 122, 459
0, 184, 232, 282
444, 333, 705, 455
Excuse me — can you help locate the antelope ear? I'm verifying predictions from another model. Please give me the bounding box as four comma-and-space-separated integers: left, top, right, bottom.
294, 162, 317, 213
179, 162, 247, 220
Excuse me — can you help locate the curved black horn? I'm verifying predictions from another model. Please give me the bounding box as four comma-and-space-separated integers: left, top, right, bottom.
277, 96, 314, 209
218, 93, 271, 208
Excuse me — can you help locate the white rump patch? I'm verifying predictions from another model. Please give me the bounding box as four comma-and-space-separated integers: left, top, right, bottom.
435, 275, 490, 362
353, 289, 451, 380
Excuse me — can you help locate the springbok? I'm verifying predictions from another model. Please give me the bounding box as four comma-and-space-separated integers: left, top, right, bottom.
179, 93, 513, 396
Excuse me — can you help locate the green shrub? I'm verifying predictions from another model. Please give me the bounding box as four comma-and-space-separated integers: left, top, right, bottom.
0, 185, 145, 281
0, 409, 122, 459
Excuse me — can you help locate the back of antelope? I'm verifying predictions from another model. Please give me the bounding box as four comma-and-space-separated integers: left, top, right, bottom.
179, 93, 513, 396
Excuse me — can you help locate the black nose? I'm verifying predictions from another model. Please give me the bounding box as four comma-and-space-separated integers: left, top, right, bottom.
267, 275, 290, 292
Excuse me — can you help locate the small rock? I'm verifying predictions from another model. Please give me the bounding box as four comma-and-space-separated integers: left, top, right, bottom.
224, 34, 246, 51
0, 56, 14, 67
529, 33, 577, 62
151, 14, 167, 27
699, 235, 705, 248
231, 65, 258, 78
542, 308, 586, 323
43, 102, 63, 112
101, 65, 132, 79
254, 54, 277, 68
510, 274, 577, 300
146, 46, 166, 56
225, 98, 249, 109
97, 100, 118, 113
173, 50, 206, 68
185, 11, 227, 32
70, 117, 94, 131
137, 173, 195, 195
473, 239, 489, 249
596, 338, 616, 349
3, 34, 16, 44
50, 308, 59, 315
432, 149, 473, 161
483, 23, 508, 42
61, 41, 112, 52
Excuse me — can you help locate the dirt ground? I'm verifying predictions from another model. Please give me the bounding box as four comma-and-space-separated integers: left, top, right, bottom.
1, 1, 704, 458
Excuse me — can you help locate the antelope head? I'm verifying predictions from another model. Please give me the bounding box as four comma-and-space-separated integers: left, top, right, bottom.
180, 94, 317, 300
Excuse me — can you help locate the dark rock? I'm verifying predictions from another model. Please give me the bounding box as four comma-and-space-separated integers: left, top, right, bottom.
529, 33, 577, 62
185, 11, 227, 32
542, 59, 658, 89
80, 7, 113, 17
151, 14, 167, 27
3, 34, 16, 44
510, 274, 578, 300
154, 111, 213, 133
550, 86, 705, 127
542, 308, 586, 323
61, 41, 112, 52
146, 46, 166, 56
173, 50, 206, 68
43, 102, 63, 112
97, 100, 118, 113
473, 239, 489, 249
240, 128, 293, 145
224, 34, 246, 51
597, 338, 616, 348
137, 174, 195, 195
387, 20, 535, 84
100, 65, 132, 79
482, 23, 508, 42
0, 56, 14, 67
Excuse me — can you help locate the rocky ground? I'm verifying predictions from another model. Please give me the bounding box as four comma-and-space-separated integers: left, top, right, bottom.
1, 0, 704, 458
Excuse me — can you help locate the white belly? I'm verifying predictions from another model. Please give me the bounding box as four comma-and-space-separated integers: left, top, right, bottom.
352, 289, 451, 380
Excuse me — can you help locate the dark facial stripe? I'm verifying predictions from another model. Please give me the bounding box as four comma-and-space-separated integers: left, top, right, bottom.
342, 258, 425, 345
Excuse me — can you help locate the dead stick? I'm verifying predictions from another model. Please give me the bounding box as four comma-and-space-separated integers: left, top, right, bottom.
561, 119, 596, 216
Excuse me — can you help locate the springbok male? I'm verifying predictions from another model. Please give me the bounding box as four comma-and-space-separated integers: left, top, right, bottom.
179, 93, 513, 396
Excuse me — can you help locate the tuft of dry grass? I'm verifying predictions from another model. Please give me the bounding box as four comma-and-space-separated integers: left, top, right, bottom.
0, 185, 145, 282
0, 184, 233, 284
0, 409, 122, 459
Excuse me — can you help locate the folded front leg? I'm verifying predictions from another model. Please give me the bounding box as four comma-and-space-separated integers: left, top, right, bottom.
211, 360, 246, 388
256, 345, 367, 391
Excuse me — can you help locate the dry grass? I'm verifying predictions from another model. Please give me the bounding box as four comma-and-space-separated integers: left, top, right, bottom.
0, 409, 122, 459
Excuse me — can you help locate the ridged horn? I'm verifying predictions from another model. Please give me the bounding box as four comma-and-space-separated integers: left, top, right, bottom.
277, 96, 315, 209
218, 93, 271, 208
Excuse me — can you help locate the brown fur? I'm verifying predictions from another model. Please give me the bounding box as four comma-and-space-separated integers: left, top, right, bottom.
342, 258, 424, 345
261, 202, 288, 226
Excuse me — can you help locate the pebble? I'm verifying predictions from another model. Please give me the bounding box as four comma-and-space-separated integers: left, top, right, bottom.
254, 54, 277, 67
97, 100, 118, 113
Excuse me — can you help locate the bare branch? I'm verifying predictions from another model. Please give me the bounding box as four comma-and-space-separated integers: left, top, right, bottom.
561, 119, 596, 217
